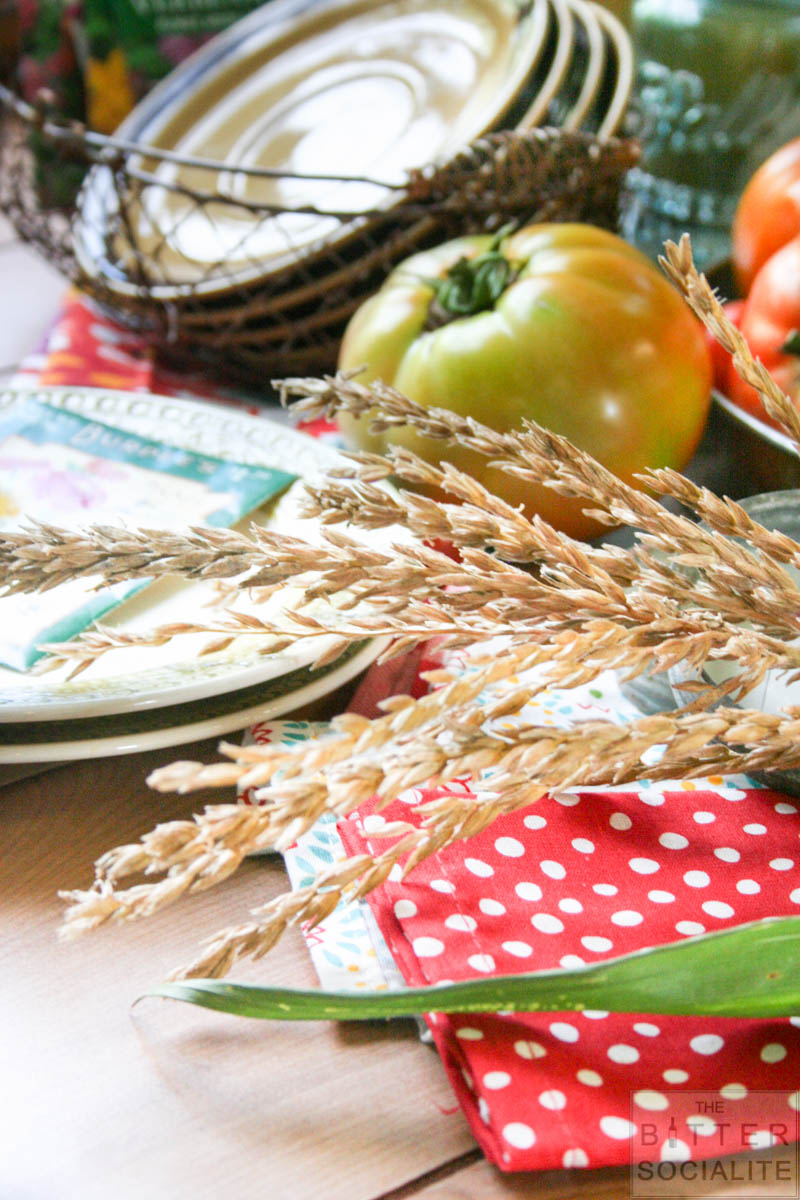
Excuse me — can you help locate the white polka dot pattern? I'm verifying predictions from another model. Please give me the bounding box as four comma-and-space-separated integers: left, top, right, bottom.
581, 935, 614, 953
495, 837, 525, 858
607, 1044, 640, 1064
676, 919, 704, 934
577, 1069, 603, 1087
686, 1114, 716, 1136
515, 881, 542, 902
550, 1022, 580, 1043
611, 910, 644, 927
484, 1071, 511, 1090
720, 1083, 747, 1098
572, 838, 595, 854
515, 1039, 547, 1059
659, 832, 688, 850
737, 879, 760, 894
599, 1116, 636, 1139
464, 858, 494, 878
690, 1034, 725, 1055
714, 847, 740, 862
663, 1069, 688, 1083
661, 1138, 691, 1162
338, 770, 800, 1174
444, 913, 477, 933
647, 890, 675, 904
629, 857, 660, 874
502, 940, 533, 958
531, 913, 564, 934
634, 1090, 668, 1110
502, 1122, 536, 1149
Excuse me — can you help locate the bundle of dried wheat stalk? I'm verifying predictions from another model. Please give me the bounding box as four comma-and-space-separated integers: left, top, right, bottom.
3, 237, 800, 982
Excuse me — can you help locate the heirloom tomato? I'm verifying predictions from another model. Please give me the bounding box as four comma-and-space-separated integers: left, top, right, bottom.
703, 299, 744, 393
726, 233, 800, 425
732, 137, 800, 294
338, 223, 711, 540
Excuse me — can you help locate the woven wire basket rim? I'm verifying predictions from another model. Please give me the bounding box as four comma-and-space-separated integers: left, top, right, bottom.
0, 79, 639, 386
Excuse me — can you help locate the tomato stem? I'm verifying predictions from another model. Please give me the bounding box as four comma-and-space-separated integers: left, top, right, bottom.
424, 226, 518, 328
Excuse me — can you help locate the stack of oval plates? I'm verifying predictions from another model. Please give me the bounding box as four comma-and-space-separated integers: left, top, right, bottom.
0, 386, 390, 764
75, 0, 555, 299
72, 0, 633, 339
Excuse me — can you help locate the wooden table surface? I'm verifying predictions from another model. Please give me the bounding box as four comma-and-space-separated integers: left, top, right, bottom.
1, 221, 798, 1199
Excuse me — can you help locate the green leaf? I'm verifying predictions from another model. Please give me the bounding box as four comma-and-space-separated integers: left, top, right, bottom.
147, 916, 800, 1021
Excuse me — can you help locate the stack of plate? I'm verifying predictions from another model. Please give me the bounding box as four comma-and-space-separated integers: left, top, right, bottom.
0, 386, 388, 764
71, 0, 633, 379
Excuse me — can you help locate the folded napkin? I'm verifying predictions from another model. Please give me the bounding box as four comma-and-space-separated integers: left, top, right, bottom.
21, 291, 800, 1175
335, 666, 800, 1172
249, 665, 800, 1174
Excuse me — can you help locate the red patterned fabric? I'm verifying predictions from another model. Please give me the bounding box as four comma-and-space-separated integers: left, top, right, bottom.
339, 781, 800, 1171
13, 289, 340, 437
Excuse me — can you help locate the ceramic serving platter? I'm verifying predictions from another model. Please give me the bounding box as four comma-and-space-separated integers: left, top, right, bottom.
591, 1, 633, 140
0, 386, 386, 727
558, 0, 606, 132
514, 0, 575, 133
75, 0, 551, 299
515, 0, 632, 138
0, 637, 383, 763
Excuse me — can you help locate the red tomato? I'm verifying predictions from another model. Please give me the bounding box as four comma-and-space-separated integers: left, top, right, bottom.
732, 138, 800, 294
727, 234, 800, 424
704, 299, 744, 393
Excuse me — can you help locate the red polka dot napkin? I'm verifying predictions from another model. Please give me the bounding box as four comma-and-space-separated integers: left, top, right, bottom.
339, 773, 800, 1171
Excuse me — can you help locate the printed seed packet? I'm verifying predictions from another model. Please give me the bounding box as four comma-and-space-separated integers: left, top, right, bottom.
0, 392, 296, 670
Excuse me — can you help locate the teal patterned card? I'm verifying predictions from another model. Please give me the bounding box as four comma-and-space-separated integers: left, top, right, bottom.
0, 395, 296, 670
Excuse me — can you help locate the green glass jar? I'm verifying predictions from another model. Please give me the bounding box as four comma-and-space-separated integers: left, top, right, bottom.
621, 0, 800, 268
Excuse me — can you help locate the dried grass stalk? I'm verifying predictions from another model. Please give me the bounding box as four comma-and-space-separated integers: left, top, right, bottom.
2, 236, 797, 978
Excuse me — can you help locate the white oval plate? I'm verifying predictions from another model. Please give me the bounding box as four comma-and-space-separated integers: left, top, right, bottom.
75, 0, 550, 300
0, 636, 385, 763
0, 386, 385, 722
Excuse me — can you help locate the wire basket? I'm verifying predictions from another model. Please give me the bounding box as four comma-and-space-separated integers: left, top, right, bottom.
0, 83, 639, 388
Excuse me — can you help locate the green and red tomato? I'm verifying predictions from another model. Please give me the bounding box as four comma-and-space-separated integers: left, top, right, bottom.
338, 222, 712, 539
